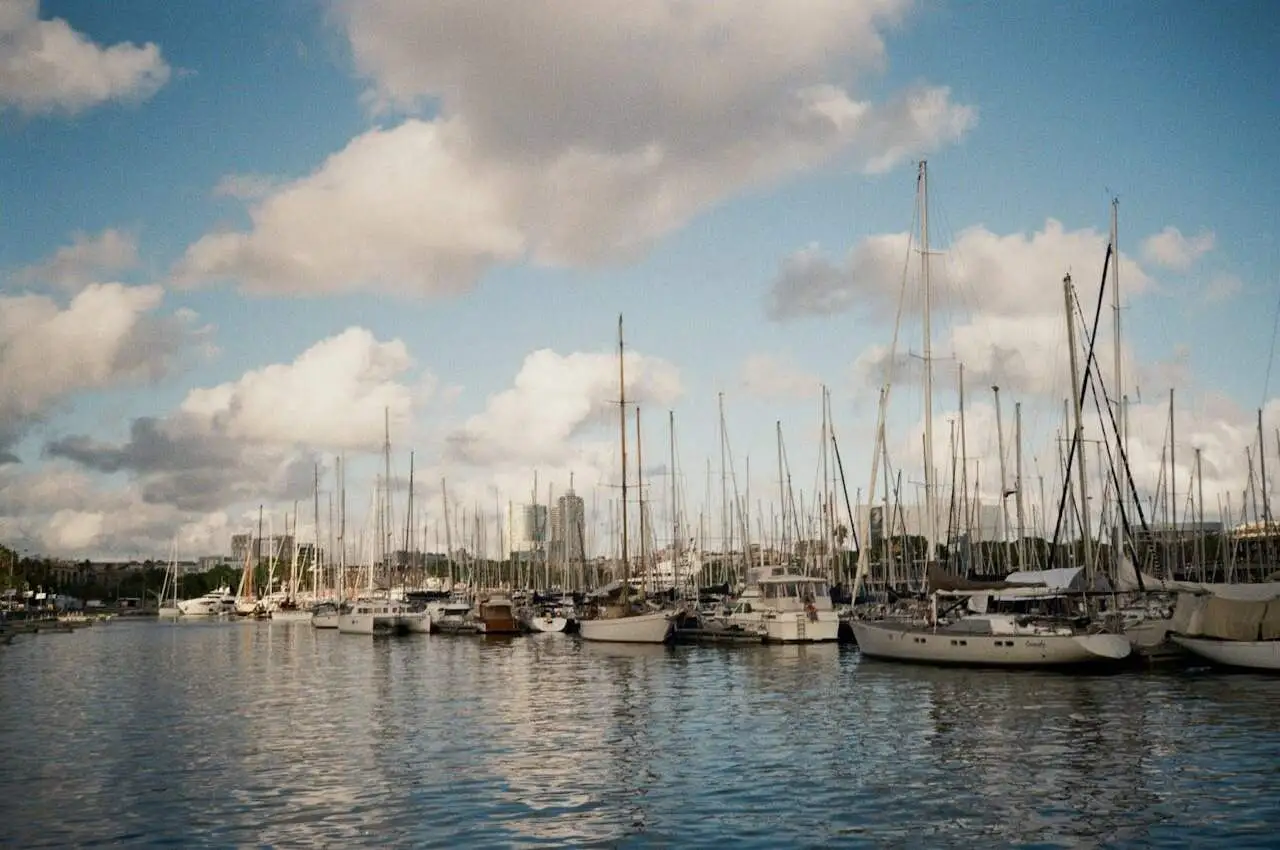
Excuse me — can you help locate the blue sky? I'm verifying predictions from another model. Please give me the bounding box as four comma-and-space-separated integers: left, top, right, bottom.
1, 0, 1277, 560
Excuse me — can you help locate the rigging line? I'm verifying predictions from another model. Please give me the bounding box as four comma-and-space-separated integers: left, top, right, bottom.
1263, 276, 1280, 404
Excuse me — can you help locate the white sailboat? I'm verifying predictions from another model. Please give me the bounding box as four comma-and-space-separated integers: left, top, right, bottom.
850, 162, 1129, 668
157, 539, 181, 618
1167, 592, 1280, 671
579, 316, 672, 645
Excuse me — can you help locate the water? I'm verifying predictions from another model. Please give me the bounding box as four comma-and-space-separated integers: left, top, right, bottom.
1, 621, 1278, 848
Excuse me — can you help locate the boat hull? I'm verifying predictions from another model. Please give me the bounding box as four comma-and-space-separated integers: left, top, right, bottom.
271, 609, 313, 623
1170, 634, 1280, 671
311, 610, 341, 629
579, 611, 672, 644
528, 615, 568, 633
763, 611, 840, 644
157, 606, 182, 619
852, 621, 1131, 667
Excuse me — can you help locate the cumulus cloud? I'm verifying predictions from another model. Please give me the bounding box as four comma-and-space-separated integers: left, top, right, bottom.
27, 327, 429, 556
0, 284, 196, 459
0, 463, 239, 558
46, 327, 422, 510
739, 353, 821, 400
15, 228, 139, 290
774, 219, 1158, 398
175, 2, 974, 296
446, 348, 682, 468
180, 327, 420, 450
0, 0, 170, 114
1140, 226, 1215, 272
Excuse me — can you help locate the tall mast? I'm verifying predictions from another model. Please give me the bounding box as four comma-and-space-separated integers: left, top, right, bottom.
441, 478, 454, 590
993, 384, 1009, 571
618, 315, 630, 584
383, 407, 392, 578
1015, 401, 1027, 568
636, 405, 646, 591
1111, 198, 1125, 567
404, 450, 415, 574
958, 363, 970, 563
313, 463, 320, 594
920, 160, 937, 564
670, 410, 681, 597
776, 420, 787, 561
1064, 272, 1095, 582
338, 455, 346, 599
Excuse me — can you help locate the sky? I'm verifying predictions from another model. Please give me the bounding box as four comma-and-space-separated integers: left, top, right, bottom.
1, 0, 1278, 562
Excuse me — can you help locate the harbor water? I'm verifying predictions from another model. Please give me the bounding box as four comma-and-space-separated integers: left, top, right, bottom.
1, 620, 1278, 848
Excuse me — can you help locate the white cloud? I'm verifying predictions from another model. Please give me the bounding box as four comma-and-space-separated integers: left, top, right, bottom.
15, 228, 139, 290
1140, 226, 1215, 272
740, 353, 821, 400
0, 283, 194, 459
776, 219, 1156, 399
31, 327, 429, 557
446, 348, 682, 468
0, 0, 170, 114
180, 327, 421, 451
175, 2, 974, 296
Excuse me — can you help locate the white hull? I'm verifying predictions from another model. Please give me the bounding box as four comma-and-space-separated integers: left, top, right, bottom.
337, 610, 430, 635
270, 609, 313, 623
1171, 635, 1280, 671
311, 610, 341, 629
579, 611, 671, 644
853, 621, 1131, 667
177, 600, 235, 616
157, 606, 182, 619
527, 615, 568, 633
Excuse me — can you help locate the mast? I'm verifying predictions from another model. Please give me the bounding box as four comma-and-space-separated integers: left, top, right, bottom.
636, 405, 647, 592
404, 450, 415, 578
1015, 401, 1027, 569
618, 315, 630, 586
671, 410, 681, 597
1110, 198, 1126, 574
920, 161, 938, 564
1170, 390, 1177, 576
313, 463, 320, 595
338, 455, 346, 600
958, 363, 971, 565
776, 420, 787, 562
1064, 272, 1095, 582
1195, 447, 1206, 573
993, 384, 1009, 571
442, 478, 454, 591
383, 407, 392, 585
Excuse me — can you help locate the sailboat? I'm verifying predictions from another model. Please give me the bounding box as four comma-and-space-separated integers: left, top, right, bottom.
157, 538, 181, 618
579, 316, 673, 644
849, 162, 1130, 667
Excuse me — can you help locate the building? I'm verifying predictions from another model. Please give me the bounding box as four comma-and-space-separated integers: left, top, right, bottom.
510, 503, 548, 553
231, 534, 252, 566
550, 489, 586, 563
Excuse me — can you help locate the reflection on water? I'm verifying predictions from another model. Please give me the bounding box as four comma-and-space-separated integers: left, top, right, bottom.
1, 622, 1278, 847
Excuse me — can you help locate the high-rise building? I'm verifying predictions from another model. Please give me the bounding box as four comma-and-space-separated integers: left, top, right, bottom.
510, 503, 548, 553
550, 489, 586, 563
231, 534, 252, 566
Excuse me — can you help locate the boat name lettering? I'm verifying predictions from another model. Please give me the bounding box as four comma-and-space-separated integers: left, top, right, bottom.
1024, 640, 1046, 648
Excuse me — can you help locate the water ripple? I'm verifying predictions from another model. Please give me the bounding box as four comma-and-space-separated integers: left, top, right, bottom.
1, 622, 1278, 847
